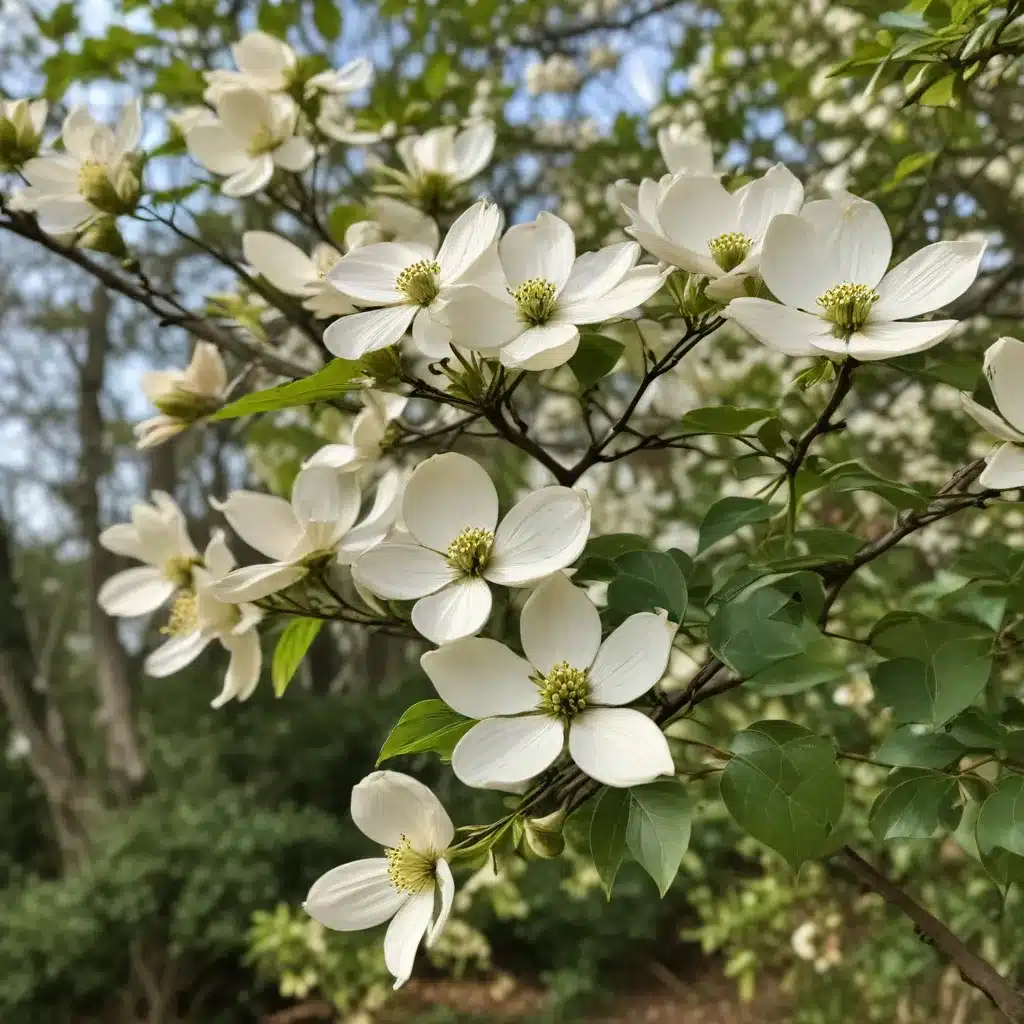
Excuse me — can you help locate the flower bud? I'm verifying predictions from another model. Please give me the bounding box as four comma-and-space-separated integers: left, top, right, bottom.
77, 216, 128, 257
359, 346, 402, 385
522, 807, 567, 859
0, 99, 46, 170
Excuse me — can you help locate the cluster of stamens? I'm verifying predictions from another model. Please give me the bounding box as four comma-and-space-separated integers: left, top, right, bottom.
511, 278, 557, 325
162, 589, 197, 636
246, 127, 281, 157
816, 282, 878, 336
162, 554, 200, 587
385, 835, 436, 893
536, 661, 590, 720
445, 527, 494, 576
707, 231, 752, 273
397, 259, 441, 306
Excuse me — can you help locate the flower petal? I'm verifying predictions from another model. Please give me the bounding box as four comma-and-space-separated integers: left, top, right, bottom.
725, 298, 827, 356
411, 308, 453, 358
272, 135, 315, 172
336, 469, 405, 561
291, 464, 361, 533
760, 213, 834, 310
655, 175, 736, 256
519, 573, 601, 675
979, 443, 1024, 491
873, 240, 985, 322
210, 562, 308, 602
222, 155, 274, 197
960, 395, 1024, 444
421, 638, 539, 718
323, 305, 417, 359
234, 30, 295, 85
589, 611, 675, 706
498, 323, 580, 370
984, 336, 1024, 434
351, 770, 455, 851
558, 242, 639, 306
98, 567, 175, 617
823, 196, 891, 289
144, 631, 211, 677
499, 212, 575, 292
814, 318, 957, 361
657, 126, 714, 176
242, 231, 317, 294
427, 859, 455, 945
436, 200, 503, 283
211, 490, 302, 561
556, 265, 665, 325
353, 542, 454, 599
437, 285, 522, 353
452, 715, 564, 788
99, 522, 146, 561
305, 858, 405, 931
451, 121, 495, 182
328, 241, 432, 305
568, 707, 674, 787
403, 453, 499, 551
186, 123, 250, 175
735, 163, 804, 245
214, 629, 263, 706
411, 577, 493, 644
487, 487, 590, 585
385, 888, 434, 989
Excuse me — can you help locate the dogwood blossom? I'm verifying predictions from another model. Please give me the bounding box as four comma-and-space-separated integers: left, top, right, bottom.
144, 531, 264, 708
16, 100, 142, 234
439, 212, 666, 370
961, 336, 1024, 489
726, 193, 986, 360
134, 342, 228, 449
324, 199, 503, 359
656, 124, 715, 177
353, 453, 590, 644
0, 98, 47, 169
306, 389, 408, 474
344, 196, 440, 252
625, 163, 803, 300
185, 88, 313, 197
98, 492, 199, 616
421, 573, 676, 788
211, 465, 403, 602
242, 231, 355, 318
304, 771, 455, 990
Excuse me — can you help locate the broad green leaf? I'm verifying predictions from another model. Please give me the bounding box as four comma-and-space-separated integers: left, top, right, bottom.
818, 461, 928, 510
920, 73, 955, 106
679, 405, 776, 435
377, 700, 474, 764
720, 721, 844, 867
698, 497, 776, 554
976, 778, 1024, 888
625, 782, 692, 896
885, 151, 937, 188
607, 574, 668, 619
212, 359, 363, 420
313, 0, 342, 39
423, 52, 452, 99
890, 350, 982, 391
589, 787, 631, 898
271, 618, 322, 696
612, 549, 687, 619
569, 333, 624, 390
745, 638, 847, 696
581, 533, 650, 560
874, 726, 967, 769
870, 769, 960, 840
573, 556, 619, 583
949, 707, 1005, 750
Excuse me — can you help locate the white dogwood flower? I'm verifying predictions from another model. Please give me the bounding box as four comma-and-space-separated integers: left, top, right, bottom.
656, 124, 714, 177
16, 100, 142, 234
962, 336, 1024, 489
306, 390, 408, 474
0, 98, 47, 168
304, 771, 455, 990
144, 531, 264, 708
98, 492, 199, 616
134, 342, 228, 449
440, 212, 666, 370
421, 573, 676, 788
354, 453, 591, 644
204, 31, 300, 98
324, 199, 503, 359
344, 196, 440, 252
726, 193, 986, 361
625, 163, 803, 300
242, 231, 355, 318
211, 466, 403, 602
186, 88, 313, 197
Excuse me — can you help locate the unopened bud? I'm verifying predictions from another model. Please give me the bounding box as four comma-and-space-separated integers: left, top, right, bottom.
359, 346, 402, 384
78, 159, 141, 217
677, 272, 718, 319
77, 216, 128, 257
522, 807, 567, 859
0, 99, 45, 169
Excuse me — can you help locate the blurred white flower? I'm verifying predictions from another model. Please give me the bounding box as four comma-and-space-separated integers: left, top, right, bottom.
306, 389, 408, 475
961, 336, 1024, 489
0, 98, 47, 167
344, 196, 440, 252
656, 124, 714, 177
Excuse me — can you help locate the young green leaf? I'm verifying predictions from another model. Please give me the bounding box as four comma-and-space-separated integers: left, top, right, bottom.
589, 786, 631, 899
271, 617, 322, 696
212, 359, 363, 420
377, 699, 474, 764
698, 497, 776, 554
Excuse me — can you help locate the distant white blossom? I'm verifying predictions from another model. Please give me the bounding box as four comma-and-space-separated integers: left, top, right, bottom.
961, 336, 1024, 489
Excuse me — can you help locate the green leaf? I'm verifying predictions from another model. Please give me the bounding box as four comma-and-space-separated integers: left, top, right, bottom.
890, 349, 982, 391
377, 700, 474, 764
949, 707, 1005, 751
818, 461, 928, 510
874, 726, 967, 769
573, 556, 619, 583
313, 0, 342, 39
679, 405, 776, 435
581, 533, 650, 560
976, 778, 1024, 888
212, 360, 363, 420
589, 787, 631, 898
869, 769, 960, 840
271, 618, 322, 696
424, 52, 452, 99
745, 638, 847, 696
920, 73, 956, 106
720, 721, 845, 867
328, 203, 372, 244
698, 497, 776, 554
613, 550, 687, 619
569, 333, 624, 390
886, 151, 937, 188
625, 782, 692, 896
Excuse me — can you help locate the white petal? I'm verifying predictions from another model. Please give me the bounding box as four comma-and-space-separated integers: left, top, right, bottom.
411, 308, 453, 358
499, 212, 575, 291
421, 638, 539, 718
186, 342, 227, 396
305, 443, 362, 471
984, 336, 1024, 434
98, 567, 175, 617
814, 318, 957, 361
23, 154, 79, 191
760, 213, 834, 311
369, 196, 441, 250
354, 542, 454, 599
328, 241, 431, 305
323, 305, 417, 359
655, 175, 737, 256
427, 859, 454, 945
498, 323, 580, 370
735, 163, 804, 244
305, 859, 405, 931
186, 124, 249, 175
210, 562, 308, 602
242, 231, 317, 294
60, 106, 98, 161
99, 522, 146, 561
351, 770, 455, 851
217, 88, 273, 138
385, 888, 434, 989
657, 127, 714, 176
144, 632, 211, 677
725, 298, 828, 355
403, 453, 498, 551
212, 490, 302, 561
113, 98, 142, 157
625, 220, 716, 275
273, 135, 315, 172
452, 715, 564, 788
411, 578, 493, 644
222, 155, 274, 197
337, 470, 406, 560
960, 395, 1024, 444
436, 200, 503, 282
519, 573, 601, 674
487, 487, 590, 585
36, 199, 95, 235
554, 241, 639, 306
451, 121, 495, 182
568, 707, 674, 787
438, 285, 522, 352
234, 31, 295, 86
556, 265, 665, 325
873, 240, 985, 322
824, 196, 891, 288
291, 464, 361, 533
203, 530, 236, 579
589, 612, 675, 706
215, 629, 263, 706
979, 444, 1024, 491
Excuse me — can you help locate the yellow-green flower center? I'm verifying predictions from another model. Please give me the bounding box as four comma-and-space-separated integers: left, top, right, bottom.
162, 589, 197, 636
247, 126, 281, 157
445, 527, 494, 576
817, 282, 879, 336
707, 231, 752, 272
162, 555, 200, 587
536, 661, 590, 720
385, 835, 436, 893
397, 259, 441, 306
511, 278, 558, 326
77, 159, 139, 216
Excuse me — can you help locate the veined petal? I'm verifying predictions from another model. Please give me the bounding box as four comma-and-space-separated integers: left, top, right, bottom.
351, 770, 455, 851
186, 124, 250, 175
452, 715, 564, 788
421, 638, 539, 718
984, 336, 1024, 434
499, 212, 576, 292
411, 578, 492, 644
979, 443, 1024, 491
815, 318, 957, 361
210, 562, 307, 602
823, 196, 891, 289
411, 308, 453, 359
98, 567, 175, 617
436, 200, 503, 283
556, 265, 665, 325
384, 888, 434, 989
328, 241, 432, 305
242, 231, 317, 294
337, 469, 405, 560
498, 323, 579, 370
291, 464, 361, 533
487, 487, 590, 585
873, 239, 985, 322
437, 284, 522, 353
657, 126, 714, 176
760, 213, 833, 311
273, 136, 315, 172
427, 859, 455, 945
144, 631, 211, 677
22, 154, 79, 191
222, 155, 274, 197
99, 522, 146, 561
519, 573, 601, 675
113, 98, 142, 157
215, 629, 263, 706
36, 199, 95, 235
725, 298, 827, 356
960, 395, 1024, 444
403, 453, 499, 551
353, 542, 454, 599
61, 106, 98, 161
305, 858, 406, 931
217, 88, 273, 139
451, 121, 495, 182
655, 175, 737, 255
305, 443, 362, 471
203, 529, 236, 579
568, 707, 674, 787
323, 305, 417, 359
626, 219, 720, 277
558, 242, 639, 306
211, 490, 302, 560
735, 163, 804, 244
234, 30, 295, 87
589, 611, 675, 706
